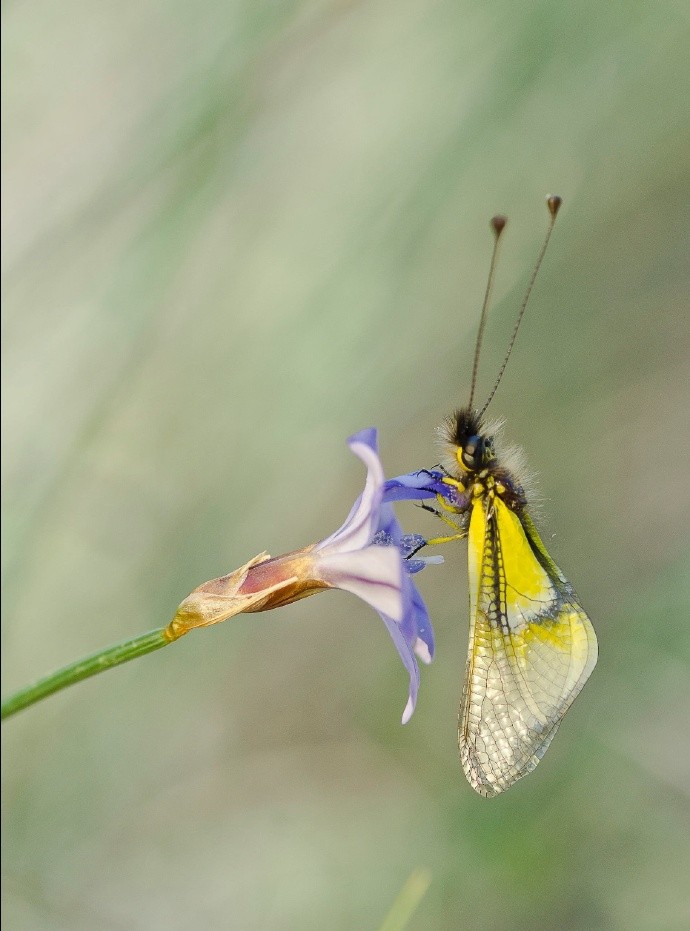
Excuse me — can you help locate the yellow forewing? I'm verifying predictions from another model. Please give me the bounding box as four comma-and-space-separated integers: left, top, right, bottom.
459, 494, 597, 797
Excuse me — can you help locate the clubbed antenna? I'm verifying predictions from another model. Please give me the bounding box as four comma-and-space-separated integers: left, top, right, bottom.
467, 214, 507, 412
478, 195, 562, 418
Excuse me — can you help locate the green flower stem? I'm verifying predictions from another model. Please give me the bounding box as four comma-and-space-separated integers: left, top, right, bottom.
1, 627, 174, 720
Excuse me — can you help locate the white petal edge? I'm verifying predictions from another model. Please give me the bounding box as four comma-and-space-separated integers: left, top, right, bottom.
401, 695, 415, 725
316, 437, 384, 553
413, 638, 432, 664
315, 545, 403, 621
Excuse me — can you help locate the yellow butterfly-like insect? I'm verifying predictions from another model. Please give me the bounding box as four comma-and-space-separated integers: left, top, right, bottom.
429, 196, 597, 797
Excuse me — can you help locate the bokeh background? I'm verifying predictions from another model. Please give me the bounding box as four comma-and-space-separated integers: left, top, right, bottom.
3, 1, 689, 928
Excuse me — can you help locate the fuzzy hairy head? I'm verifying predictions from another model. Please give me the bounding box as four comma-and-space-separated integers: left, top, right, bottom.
436, 408, 536, 503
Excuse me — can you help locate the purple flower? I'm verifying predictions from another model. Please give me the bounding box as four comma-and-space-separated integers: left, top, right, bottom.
314, 429, 440, 723
167, 429, 442, 723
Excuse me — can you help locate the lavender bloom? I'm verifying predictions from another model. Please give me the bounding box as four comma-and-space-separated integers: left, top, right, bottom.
167, 429, 442, 723
314, 429, 441, 723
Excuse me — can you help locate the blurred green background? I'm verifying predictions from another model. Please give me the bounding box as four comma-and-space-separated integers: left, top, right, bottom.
2, 1, 689, 928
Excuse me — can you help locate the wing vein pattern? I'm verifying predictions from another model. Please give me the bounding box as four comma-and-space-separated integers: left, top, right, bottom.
459, 495, 597, 797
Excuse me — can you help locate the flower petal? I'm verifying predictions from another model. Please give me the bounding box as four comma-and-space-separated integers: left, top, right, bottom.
315, 544, 403, 621
383, 469, 448, 502
316, 429, 384, 553
378, 610, 420, 724
410, 582, 435, 662
374, 500, 438, 664
384, 471, 468, 515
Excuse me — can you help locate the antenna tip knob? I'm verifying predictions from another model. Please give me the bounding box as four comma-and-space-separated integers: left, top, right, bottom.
491, 214, 508, 237
546, 194, 563, 217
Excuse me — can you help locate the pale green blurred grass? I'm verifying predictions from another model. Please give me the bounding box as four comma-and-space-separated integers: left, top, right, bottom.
2, 1, 689, 929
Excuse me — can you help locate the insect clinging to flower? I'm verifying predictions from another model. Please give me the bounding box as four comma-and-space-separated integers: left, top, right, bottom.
166, 196, 596, 801
418, 196, 598, 797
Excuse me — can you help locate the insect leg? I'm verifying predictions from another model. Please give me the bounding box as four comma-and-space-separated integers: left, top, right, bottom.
416, 498, 468, 546
425, 530, 467, 545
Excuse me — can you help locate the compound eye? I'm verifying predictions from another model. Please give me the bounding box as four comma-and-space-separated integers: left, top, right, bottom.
461, 435, 483, 470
